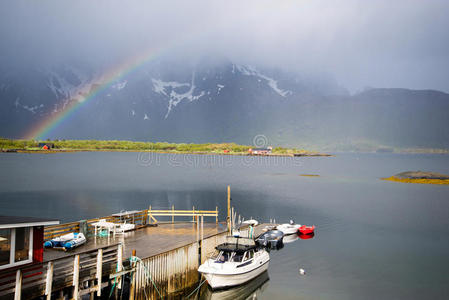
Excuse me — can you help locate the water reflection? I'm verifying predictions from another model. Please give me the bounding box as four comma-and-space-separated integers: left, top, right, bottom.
282, 233, 299, 244
199, 271, 269, 300
298, 232, 315, 240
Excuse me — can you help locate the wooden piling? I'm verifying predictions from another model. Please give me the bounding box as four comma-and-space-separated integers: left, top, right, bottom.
227, 185, 231, 235
45, 262, 53, 300
73, 255, 80, 300
130, 249, 136, 300
96, 249, 103, 297
14, 269, 21, 300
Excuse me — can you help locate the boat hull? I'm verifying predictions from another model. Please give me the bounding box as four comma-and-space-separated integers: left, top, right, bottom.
202, 261, 269, 289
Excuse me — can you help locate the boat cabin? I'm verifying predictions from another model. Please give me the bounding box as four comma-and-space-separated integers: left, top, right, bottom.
213, 237, 259, 263
0, 216, 59, 270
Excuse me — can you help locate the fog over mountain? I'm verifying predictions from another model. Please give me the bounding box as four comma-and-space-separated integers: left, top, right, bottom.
1, 1, 449, 150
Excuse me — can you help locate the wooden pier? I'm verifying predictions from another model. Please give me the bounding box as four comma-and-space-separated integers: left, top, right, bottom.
0, 204, 269, 299
0, 185, 273, 299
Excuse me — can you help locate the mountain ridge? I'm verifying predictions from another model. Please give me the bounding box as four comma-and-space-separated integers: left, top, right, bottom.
1, 59, 448, 151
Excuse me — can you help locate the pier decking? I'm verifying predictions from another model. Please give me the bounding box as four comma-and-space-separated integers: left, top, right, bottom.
44, 222, 227, 262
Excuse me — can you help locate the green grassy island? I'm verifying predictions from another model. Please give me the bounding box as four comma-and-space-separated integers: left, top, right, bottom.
0, 137, 330, 157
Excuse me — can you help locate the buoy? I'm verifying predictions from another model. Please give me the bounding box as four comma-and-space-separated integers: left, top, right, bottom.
299, 268, 305, 275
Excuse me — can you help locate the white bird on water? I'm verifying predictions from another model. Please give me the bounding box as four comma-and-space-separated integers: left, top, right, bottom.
299, 268, 306, 275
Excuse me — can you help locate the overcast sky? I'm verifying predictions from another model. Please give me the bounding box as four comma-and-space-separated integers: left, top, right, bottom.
1, 0, 448, 92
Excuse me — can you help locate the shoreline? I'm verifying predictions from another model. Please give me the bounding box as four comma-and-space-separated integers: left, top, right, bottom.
1, 148, 332, 157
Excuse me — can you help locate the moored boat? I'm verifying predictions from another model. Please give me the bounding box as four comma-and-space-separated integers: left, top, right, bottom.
298, 225, 315, 235
198, 236, 270, 289
277, 220, 301, 235
256, 230, 284, 249
44, 232, 86, 250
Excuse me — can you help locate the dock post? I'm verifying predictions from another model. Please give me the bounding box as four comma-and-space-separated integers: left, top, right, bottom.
201, 215, 204, 242
172, 205, 175, 223
227, 185, 231, 235
231, 207, 234, 232
130, 249, 136, 300
45, 261, 53, 300
117, 244, 123, 290
196, 216, 200, 242
73, 255, 80, 300
216, 206, 218, 224
193, 206, 195, 222
14, 269, 22, 300
96, 249, 103, 297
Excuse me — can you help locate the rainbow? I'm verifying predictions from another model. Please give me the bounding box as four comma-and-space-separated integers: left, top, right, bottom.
24, 44, 169, 140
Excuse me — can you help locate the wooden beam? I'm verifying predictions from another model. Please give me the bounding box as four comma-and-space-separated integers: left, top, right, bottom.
130, 249, 136, 300
73, 255, 80, 300
14, 269, 22, 300
45, 261, 53, 300
117, 244, 123, 289
96, 249, 103, 297
227, 185, 231, 234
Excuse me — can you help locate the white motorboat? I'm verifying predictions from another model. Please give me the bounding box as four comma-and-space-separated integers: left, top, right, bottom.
242, 219, 259, 226
198, 237, 270, 289
115, 222, 136, 234
277, 220, 301, 235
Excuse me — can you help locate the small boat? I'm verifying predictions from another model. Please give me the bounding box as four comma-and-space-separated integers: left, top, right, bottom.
198, 236, 270, 289
115, 222, 136, 234
256, 230, 284, 249
277, 220, 301, 235
242, 219, 259, 226
298, 225, 315, 235
299, 232, 315, 240
44, 232, 86, 250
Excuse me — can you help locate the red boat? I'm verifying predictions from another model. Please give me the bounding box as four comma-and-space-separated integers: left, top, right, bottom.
298, 225, 315, 235
299, 232, 315, 239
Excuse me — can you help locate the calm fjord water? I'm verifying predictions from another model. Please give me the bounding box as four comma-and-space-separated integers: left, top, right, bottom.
1, 152, 448, 299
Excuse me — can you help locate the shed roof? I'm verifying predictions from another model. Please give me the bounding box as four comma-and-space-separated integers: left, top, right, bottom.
0, 215, 60, 229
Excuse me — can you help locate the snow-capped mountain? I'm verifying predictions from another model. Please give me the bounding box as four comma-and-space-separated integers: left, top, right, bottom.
1, 58, 448, 150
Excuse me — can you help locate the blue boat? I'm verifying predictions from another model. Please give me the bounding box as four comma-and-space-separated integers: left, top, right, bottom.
44, 232, 86, 250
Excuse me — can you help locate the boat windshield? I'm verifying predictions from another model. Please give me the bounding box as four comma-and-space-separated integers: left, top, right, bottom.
215, 251, 230, 263
231, 252, 244, 262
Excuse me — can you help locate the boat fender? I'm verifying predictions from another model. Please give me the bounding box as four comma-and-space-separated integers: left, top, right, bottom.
64, 241, 75, 250
299, 268, 305, 275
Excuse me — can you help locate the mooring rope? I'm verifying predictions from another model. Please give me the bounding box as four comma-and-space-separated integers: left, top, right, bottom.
130, 255, 163, 299
108, 261, 120, 299
185, 275, 207, 299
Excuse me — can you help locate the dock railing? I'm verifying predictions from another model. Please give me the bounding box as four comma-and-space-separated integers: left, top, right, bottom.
44, 206, 219, 240
0, 243, 121, 300
148, 205, 218, 224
